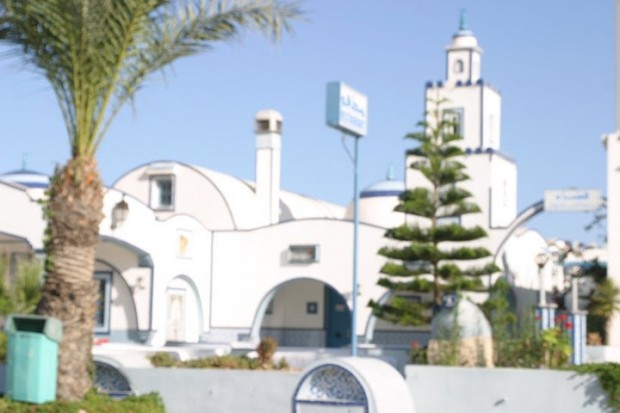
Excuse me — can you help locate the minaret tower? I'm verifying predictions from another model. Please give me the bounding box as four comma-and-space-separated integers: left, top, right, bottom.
407, 13, 517, 244
424, 11, 502, 151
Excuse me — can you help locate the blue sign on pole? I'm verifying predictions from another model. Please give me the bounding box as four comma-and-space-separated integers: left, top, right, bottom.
326, 82, 368, 137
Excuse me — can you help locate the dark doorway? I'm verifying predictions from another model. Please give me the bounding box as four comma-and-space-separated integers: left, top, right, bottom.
325, 286, 351, 347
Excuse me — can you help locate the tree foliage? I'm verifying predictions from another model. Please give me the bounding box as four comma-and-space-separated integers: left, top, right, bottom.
588, 277, 620, 345
0, 0, 303, 157
0, 0, 303, 401
370, 98, 498, 326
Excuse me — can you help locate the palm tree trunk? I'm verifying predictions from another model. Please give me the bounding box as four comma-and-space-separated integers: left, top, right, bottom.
36, 156, 104, 401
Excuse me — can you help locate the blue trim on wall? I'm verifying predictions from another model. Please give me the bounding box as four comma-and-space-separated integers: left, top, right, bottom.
360, 190, 403, 198
13, 182, 48, 188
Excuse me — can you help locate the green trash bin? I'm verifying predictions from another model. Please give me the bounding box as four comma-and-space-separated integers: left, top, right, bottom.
5, 314, 63, 404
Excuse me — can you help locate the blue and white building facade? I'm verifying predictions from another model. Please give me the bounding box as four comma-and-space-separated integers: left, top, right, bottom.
0, 21, 555, 350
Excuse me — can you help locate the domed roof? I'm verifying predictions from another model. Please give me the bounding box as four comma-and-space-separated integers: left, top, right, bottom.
360, 168, 404, 199
347, 169, 406, 227
0, 169, 49, 188
450, 32, 479, 48
431, 296, 491, 339
360, 179, 404, 199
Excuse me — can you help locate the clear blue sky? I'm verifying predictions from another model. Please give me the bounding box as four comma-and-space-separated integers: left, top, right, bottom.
0, 0, 614, 244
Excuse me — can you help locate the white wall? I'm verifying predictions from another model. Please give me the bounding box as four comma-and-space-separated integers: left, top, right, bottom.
210, 219, 388, 337
0, 182, 46, 249
489, 155, 517, 228
406, 366, 608, 413
114, 164, 236, 230
121, 365, 609, 413
101, 190, 212, 345
606, 133, 620, 345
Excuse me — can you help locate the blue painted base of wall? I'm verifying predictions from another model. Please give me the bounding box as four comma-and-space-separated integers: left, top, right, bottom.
260, 328, 326, 347
372, 330, 431, 347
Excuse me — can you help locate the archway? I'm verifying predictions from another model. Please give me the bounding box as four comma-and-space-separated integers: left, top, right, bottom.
252, 278, 351, 348
164, 275, 203, 343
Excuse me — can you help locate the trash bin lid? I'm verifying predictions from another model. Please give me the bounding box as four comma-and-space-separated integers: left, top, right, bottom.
5, 314, 63, 343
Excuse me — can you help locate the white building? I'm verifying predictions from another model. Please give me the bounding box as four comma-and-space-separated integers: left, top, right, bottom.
0, 19, 549, 350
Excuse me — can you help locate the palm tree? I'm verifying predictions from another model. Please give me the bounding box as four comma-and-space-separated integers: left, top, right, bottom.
588, 278, 620, 345
0, 0, 303, 401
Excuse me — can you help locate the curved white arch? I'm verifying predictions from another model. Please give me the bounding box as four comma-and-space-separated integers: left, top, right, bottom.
249, 277, 349, 344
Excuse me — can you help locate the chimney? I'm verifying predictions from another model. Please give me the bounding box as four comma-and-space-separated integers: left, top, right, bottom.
254, 109, 282, 225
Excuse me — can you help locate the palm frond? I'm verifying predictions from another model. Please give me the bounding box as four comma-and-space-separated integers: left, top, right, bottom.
0, 0, 304, 159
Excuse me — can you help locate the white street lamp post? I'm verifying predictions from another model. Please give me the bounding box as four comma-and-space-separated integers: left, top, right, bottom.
534, 252, 556, 331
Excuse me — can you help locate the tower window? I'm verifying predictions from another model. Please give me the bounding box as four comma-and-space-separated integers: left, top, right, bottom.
442, 108, 463, 136
454, 59, 464, 74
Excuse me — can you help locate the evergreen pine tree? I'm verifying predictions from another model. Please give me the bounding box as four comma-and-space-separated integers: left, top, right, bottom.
370, 98, 499, 326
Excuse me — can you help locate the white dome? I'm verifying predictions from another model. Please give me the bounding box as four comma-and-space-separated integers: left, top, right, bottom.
450, 31, 479, 49
345, 178, 405, 228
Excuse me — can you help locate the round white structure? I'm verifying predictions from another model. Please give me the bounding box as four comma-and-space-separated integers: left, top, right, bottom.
292, 357, 415, 413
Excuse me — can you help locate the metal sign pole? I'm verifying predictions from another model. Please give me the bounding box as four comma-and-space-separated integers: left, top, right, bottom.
325, 81, 368, 356
351, 135, 360, 356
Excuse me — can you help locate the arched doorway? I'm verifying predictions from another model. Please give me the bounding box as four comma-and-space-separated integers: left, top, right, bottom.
165, 275, 203, 343
254, 278, 351, 348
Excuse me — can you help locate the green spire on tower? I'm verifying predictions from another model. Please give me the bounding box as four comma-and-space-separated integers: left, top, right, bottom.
459, 9, 468, 31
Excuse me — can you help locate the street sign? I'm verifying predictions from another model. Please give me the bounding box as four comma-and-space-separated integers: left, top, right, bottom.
326, 82, 368, 137
543, 189, 603, 212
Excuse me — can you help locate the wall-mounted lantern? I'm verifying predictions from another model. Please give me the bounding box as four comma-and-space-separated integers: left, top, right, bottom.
111, 196, 129, 230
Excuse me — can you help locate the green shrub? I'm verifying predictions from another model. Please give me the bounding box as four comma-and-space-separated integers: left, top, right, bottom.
0, 391, 164, 412
277, 357, 289, 370
256, 337, 278, 365
147, 351, 178, 368
148, 348, 289, 371
0, 254, 42, 317
573, 362, 620, 411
